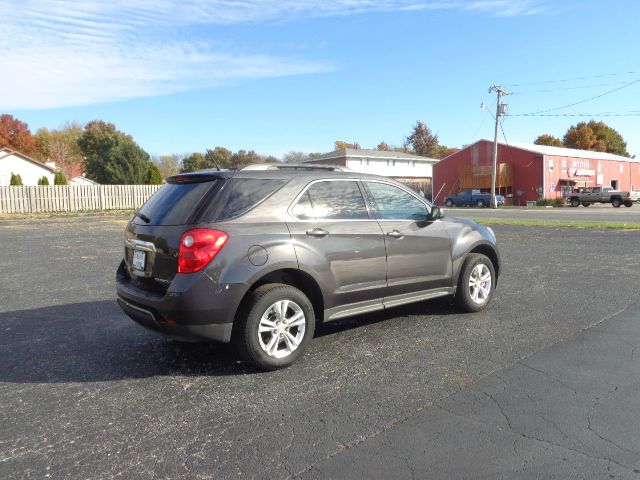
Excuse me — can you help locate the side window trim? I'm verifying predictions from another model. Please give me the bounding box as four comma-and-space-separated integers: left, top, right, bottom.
288, 178, 373, 221
363, 180, 432, 221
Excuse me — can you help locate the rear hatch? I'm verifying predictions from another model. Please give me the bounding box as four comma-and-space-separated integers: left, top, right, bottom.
124, 173, 226, 292
123, 171, 289, 293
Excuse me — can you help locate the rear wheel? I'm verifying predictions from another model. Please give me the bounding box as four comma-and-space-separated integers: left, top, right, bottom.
570, 198, 580, 207
234, 283, 315, 370
612, 198, 622, 208
476, 199, 485, 208
455, 254, 495, 313
445, 199, 453, 207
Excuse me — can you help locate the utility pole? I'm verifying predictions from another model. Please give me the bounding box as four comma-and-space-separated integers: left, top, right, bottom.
489, 85, 508, 208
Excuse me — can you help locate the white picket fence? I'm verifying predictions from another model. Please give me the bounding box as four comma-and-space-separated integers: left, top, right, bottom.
0, 185, 162, 213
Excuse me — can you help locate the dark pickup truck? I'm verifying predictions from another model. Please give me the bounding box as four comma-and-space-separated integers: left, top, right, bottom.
444, 189, 505, 208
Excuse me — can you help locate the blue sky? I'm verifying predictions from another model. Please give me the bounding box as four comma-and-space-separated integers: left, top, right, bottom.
2, 0, 639, 157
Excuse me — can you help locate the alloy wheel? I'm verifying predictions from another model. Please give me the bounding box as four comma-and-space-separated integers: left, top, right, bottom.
468, 263, 492, 305
258, 300, 306, 358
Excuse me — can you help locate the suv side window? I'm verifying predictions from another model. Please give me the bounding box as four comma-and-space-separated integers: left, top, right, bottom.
366, 182, 428, 220
202, 178, 287, 221
292, 180, 369, 220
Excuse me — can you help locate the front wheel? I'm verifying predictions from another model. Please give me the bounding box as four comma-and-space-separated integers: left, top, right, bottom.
234, 283, 315, 370
476, 199, 485, 208
624, 201, 633, 208
445, 199, 453, 207
570, 198, 580, 207
612, 198, 622, 208
455, 254, 496, 313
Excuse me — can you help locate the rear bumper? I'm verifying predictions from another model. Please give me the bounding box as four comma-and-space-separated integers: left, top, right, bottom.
117, 296, 233, 342
115, 260, 247, 343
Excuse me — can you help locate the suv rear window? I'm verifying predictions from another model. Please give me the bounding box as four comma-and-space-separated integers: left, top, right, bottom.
202, 178, 287, 221
136, 181, 214, 226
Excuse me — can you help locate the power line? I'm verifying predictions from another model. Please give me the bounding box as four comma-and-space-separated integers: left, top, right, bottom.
512, 78, 640, 115
504, 71, 637, 87
509, 110, 640, 117
499, 116, 509, 145
510, 80, 635, 95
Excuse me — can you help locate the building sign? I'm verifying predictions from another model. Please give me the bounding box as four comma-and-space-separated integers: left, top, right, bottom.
569, 168, 595, 177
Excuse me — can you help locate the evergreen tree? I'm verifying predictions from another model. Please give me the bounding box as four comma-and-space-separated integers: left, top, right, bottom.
10, 173, 23, 186
146, 162, 163, 184
54, 171, 68, 185
37, 176, 49, 185
78, 120, 150, 184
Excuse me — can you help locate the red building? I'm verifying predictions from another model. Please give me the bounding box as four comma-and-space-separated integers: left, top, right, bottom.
433, 139, 640, 205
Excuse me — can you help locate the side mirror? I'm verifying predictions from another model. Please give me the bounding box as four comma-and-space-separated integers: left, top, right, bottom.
429, 206, 444, 221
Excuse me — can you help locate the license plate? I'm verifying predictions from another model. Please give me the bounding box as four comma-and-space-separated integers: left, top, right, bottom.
132, 250, 146, 271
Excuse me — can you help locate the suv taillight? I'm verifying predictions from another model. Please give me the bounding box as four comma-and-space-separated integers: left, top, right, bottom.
178, 229, 228, 273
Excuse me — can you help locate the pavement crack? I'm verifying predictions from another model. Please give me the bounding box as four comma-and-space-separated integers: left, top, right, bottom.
586, 400, 637, 456
518, 362, 579, 395
478, 390, 513, 431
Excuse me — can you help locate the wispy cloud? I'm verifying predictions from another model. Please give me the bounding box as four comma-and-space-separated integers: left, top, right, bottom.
0, 1, 550, 109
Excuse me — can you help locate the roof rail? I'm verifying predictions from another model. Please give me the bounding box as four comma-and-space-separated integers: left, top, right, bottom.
241, 163, 352, 172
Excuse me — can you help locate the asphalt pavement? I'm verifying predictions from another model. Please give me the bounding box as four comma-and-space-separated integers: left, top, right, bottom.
0, 212, 639, 479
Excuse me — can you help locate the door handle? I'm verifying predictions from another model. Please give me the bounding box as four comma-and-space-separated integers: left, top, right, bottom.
386, 230, 404, 239
306, 228, 329, 238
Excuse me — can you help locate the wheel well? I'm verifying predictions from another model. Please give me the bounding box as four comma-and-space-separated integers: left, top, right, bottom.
239, 269, 324, 322
469, 244, 500, 280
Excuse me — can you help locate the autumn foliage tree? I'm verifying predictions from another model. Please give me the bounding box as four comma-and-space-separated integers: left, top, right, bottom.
335, 140, 361, 150
534, 134, 564, 147
582, 120, 629, 156
152, 154, 182, 178
563, 122, 606, 152
0, 114, 37, 156
35, 123, 85, 179
543, 120, 631, 156
404, 121, 439, 158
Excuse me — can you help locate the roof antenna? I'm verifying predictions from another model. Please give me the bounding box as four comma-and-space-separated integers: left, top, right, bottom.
205, 148, 221, 171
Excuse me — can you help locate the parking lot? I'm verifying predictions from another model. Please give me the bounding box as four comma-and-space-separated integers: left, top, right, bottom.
1, 212, 639, 479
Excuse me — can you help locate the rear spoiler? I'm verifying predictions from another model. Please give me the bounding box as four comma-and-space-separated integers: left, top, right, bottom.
166, 171, 233, 184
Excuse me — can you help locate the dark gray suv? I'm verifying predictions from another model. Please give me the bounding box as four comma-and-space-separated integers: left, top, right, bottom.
116, 166, 500, 370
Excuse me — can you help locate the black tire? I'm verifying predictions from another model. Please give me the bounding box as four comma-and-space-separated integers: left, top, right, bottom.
612, 198, 622, 208
624, 201, 633, 208
445, 199, 453, 207
455, 253, 496, 313
570, 198, 580, 207
476, 199, 485, 208
233, 283, 315, 370
581, 202, 590, 207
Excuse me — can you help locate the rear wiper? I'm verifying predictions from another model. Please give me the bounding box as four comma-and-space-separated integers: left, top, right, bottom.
134, 211, 151, 223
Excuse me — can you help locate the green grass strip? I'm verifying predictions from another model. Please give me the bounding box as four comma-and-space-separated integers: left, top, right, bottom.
475, 218, 640, 230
